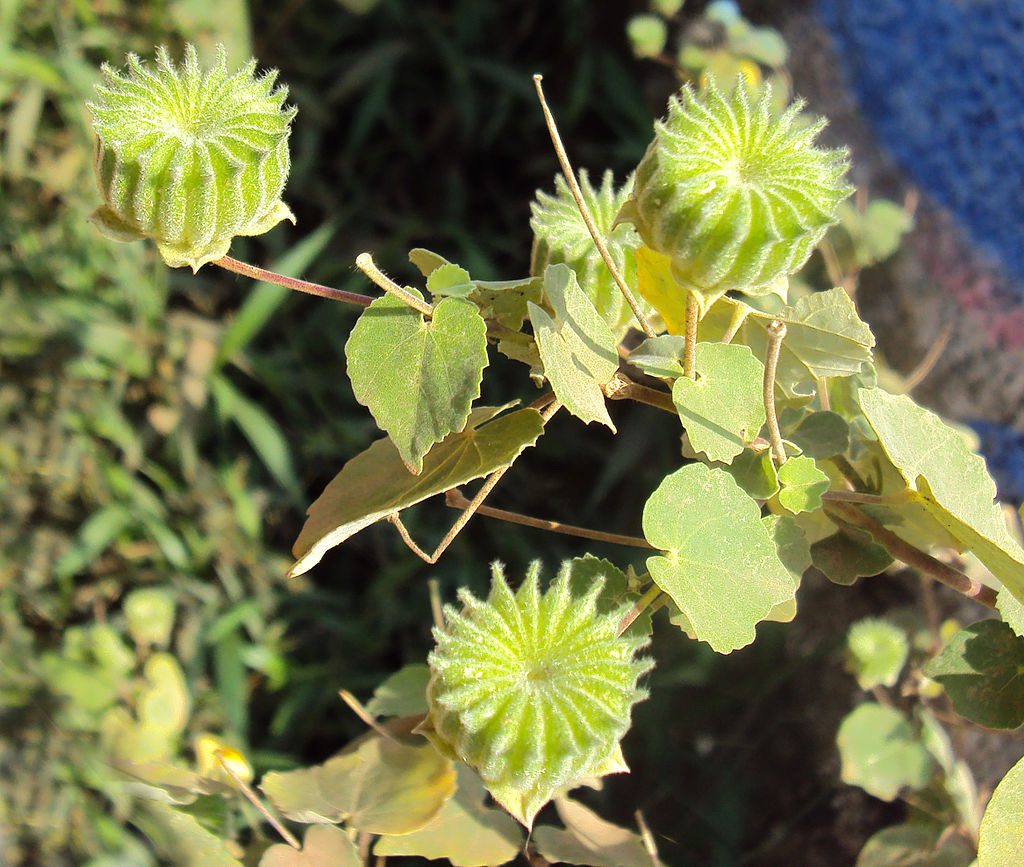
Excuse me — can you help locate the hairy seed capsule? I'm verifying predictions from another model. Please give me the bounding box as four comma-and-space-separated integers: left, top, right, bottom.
424, 562, 652, 827
618, 77, 852, 307
88, 44, 296, 271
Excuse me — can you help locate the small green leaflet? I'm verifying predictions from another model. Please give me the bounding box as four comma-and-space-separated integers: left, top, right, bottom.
788, 410, 850, 459
374, 766, 522, 867
532, 798, 654, 867
642, 463, 795, 653
922, 619, 1024, 729
628, 334, 685, 380
726, 446, 779, 499
979, 754, 1024, 867
260, 825, 361, 867
529, 264, 619, 430
700, 288, 875, 398
846, 618, 909, 690
763, 514, 811, 623
365, 664, 430, 718
859, 388, 1024, 603
346, 288, 488, 474
261, 735, 456, 834
776, 455, 830, 514
836, 703, 933, 801
290, 406, 545, 577
564, 554, 652, 637
811, 527, 893, 586
672, 343, 765, 464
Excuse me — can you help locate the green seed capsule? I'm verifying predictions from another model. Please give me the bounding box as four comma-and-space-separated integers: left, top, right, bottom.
88, 44, 296, 271
618, 77, 853, 307
424, 562, 651, 828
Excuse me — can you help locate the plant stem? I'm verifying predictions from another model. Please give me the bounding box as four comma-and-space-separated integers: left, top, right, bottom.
532, 74, 656, 339
903, 321, 953, 393
617, 585, 663, 636
338, 689, 395, 741
215, 751, 300, 849
683, 293, 699, 379
355, 252, 435, 317
445, 488, 655, 550
215, 255, 374, 307
821, 490, 898, 506
830, 454, 869, 492
763, 319, 788, 465
720, 301, 749, 345
824, 502, 998, 608
603, 373, 677, 415
817, 375, 831, 411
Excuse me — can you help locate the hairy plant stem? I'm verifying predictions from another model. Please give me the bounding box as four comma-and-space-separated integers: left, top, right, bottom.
444, 488, 655, 550
215, 255, 374, 306
355, 252, 435, 316
825, 502, 998, 609
603, 373, 676, 415
338, 689, 395, 741
821, 490, 901, 506
763, 319, 788, 464
214, 751, 300, 849
617, 585, 663, 636
720, 301, 750, 345
389, 400, 562, 564
533, 74, 656, 339
683, 293, 698, 379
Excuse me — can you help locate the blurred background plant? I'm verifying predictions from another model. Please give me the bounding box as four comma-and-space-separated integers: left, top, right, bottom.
1, 0, 1019, 864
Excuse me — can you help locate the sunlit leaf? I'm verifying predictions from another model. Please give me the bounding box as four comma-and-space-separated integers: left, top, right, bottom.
837, 703, 933, 801
366, 664, 430, 718
846, 619, 909, 690
763, 514, 810, 623
860, 388, 1024, 603
672, 343, 765, 464
726, 446, 779, 499
261, 735, 456, 834
628, 334, 685, 380
979, 753, 1024, 866
643, 463, 795, 652
532, 797, 654, 867
290, 406, 544, 576
529, 265, 619, 430
346, 289, 488, 474
636, 245, 687, 335
374, 765, 521, 866
776, 455, 829, 514
922, 619, 1024, 729
260, 825, 361, 867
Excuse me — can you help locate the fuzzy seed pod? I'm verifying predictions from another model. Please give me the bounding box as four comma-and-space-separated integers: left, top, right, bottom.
618, 77, 852, 307
88, 44, 296, 271
530, 170, 647, 337
425, 562, 652, 828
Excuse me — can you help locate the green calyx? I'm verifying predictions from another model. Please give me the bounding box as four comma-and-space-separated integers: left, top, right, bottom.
424, 562, 651, 828
530, 169, 649, 338
618, 77, 852, 308
88, 44, 297, 271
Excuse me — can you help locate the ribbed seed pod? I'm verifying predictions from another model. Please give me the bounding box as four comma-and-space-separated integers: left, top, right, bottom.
618, 77, 853, 308
425, 562, 651, 827
88, 44, 296, 271
530, 170, 647, 338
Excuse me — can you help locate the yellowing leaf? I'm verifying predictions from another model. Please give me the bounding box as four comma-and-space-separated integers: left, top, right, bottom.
979, 754, 1024, 866
636, 245, 688, 334
532, 797, 655, 867
260, 825, 361, 867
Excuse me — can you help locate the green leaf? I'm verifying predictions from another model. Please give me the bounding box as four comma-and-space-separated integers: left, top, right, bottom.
643, 463, 795, 652
922, 619, 1024, 729
529, 265, 619, 430
133, 801, 242, 866
979, 754, 1024, 866
346, 289, 488, 474
776, 456, 830, 514
811, 527, 893, 586
998, 587, 1024, 638
290, 406, 544, 576
374, 765, 522, 867
856, 823, 974, 867
859, 388, 1024, 602
627, 15, 669, 59
726, 446, 779, 499
366, 664, 430, 718
672, 343, 766, 464
261, 735, 456, 834
124, 587, 176, 649
260, 825, 361, 867
763, 514, 811, 623
837, 703, 934, 801
788, 410, 850, 459
701, 289, 875, 398
628, 335, 685, 380
564, 554, 652, 637
846, 619, 909, 690
533, 798, 654, 867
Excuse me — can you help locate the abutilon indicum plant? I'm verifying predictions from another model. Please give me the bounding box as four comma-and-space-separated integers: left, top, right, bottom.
87, 43, 1024, 867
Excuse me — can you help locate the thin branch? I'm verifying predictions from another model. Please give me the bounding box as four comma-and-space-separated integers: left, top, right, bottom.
635, 809, 663, 867
388, 401, 562, 564
604, 373, 677, 415
830, 454, 869, 493
763, 320, 788, 465
817, 375, 831, 411
903, 321, 953, 393
215, 255, 374, 307
617, 585, 663, 636
683, 294, 699, 379
355, 252, 434, 317
338, 689, 395, 741
428, 578, 445, 631
532, 74, 656, 339
445, 488, 655, 550
215, 751, 300, 850
720, 301, 750, 345
825, 502, 998, 608
821, 490, 901, 506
